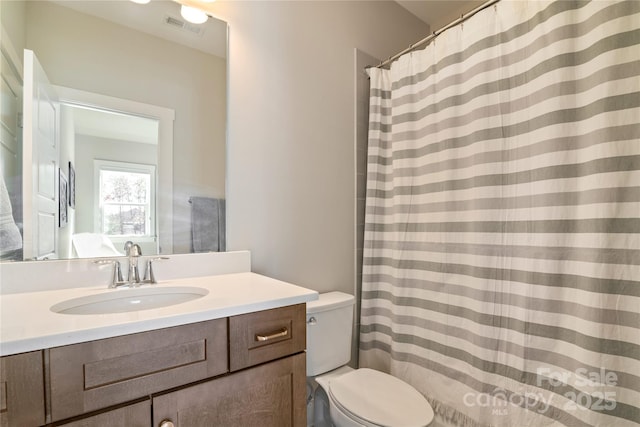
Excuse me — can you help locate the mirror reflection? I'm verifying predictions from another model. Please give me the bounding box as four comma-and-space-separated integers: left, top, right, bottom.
0, 0, 227, 261
70, 106, 159, 257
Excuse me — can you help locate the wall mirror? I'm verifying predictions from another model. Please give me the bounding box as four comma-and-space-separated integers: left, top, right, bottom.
0, 0, 227, 261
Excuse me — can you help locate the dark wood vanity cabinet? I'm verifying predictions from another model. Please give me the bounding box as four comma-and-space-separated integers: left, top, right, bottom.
153, 353, 306, 427
0, 303, 307, 427
152, 303, 307, 427
0, 350, 45, 427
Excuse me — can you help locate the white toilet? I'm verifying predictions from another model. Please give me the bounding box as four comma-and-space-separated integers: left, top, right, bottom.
307, 292, 434, 427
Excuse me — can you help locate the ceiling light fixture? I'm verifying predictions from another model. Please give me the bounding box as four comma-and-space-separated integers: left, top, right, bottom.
130, 0, 151, 4
180, 5, 208, 24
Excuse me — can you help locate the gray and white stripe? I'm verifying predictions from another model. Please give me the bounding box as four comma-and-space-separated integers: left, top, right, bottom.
360, 1, 640, 426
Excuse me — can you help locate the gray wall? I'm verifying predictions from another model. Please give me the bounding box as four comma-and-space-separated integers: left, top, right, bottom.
214, 1, 428, 294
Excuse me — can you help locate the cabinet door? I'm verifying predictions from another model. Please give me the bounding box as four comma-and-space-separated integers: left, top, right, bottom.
56, 400, 150, 427
153, 353, 306, 427
49, 318, 227, 422
0, 351, 45, 427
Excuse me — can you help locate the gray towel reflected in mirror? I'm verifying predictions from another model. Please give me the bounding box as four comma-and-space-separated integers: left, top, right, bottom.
190, 197, 226, 253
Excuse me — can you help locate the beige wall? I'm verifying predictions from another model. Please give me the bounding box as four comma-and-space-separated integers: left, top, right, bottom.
22, 1, 226, 254
207, 1, 427, 293
0, 0, 26, 56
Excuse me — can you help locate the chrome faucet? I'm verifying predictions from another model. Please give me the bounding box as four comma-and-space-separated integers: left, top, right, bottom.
124, 241, 142, 286
95, 244, 169, 288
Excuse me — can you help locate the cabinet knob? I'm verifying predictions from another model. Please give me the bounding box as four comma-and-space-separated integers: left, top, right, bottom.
159, 420, 175, 427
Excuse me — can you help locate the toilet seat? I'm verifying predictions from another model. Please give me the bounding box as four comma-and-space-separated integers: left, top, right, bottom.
327, 368, 434, 427
329, 391, 379, 427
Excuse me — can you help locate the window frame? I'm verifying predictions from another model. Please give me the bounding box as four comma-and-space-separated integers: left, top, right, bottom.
93, 159, 157, 244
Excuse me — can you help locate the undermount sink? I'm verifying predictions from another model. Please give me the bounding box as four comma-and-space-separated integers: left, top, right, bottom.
50, 286, 209, 315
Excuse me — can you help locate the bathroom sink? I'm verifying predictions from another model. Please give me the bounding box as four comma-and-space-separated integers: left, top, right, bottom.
50, 286, 209, 315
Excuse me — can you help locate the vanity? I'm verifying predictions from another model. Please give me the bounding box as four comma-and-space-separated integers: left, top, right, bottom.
0, 252, 318, 427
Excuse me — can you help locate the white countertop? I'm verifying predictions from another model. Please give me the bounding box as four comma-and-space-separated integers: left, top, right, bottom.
0, 272, 318, 356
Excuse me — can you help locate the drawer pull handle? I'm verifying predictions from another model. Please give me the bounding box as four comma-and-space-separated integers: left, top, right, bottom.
159, 420, 175, 427
256, 327, 288, 342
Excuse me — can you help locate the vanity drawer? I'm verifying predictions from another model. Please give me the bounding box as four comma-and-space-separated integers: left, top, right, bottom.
49, 318, 227, 422
229, 303, 306, 371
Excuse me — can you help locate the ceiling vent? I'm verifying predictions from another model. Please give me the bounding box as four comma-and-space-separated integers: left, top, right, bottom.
164, 15, 205, 36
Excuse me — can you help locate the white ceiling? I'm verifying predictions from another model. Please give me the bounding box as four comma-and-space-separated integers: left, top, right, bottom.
71, 106, 159, 145
395, 0, 486, 31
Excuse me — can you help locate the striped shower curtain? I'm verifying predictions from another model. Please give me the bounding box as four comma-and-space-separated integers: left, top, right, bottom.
359, 1, 639, 426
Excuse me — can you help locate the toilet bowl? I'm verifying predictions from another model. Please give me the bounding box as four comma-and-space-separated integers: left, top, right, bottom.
318, 367, 434, 427
307, 292, 434, 427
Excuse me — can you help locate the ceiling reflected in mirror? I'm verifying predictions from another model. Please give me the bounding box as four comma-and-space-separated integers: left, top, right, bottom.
50, 0, 226, 58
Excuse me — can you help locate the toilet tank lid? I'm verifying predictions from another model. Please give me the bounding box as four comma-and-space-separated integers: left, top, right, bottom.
307, 291, 354, 314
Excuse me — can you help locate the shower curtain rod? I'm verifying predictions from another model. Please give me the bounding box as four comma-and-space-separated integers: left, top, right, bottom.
374, 0, 500, 69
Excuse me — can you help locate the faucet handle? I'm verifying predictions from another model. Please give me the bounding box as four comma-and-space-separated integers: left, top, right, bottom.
144, 257, 169, 284
93, 259, 123, 287
124, 241, 142, 256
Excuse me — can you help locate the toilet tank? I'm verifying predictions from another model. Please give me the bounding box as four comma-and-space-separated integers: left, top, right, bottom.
306, 291, 355, 376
